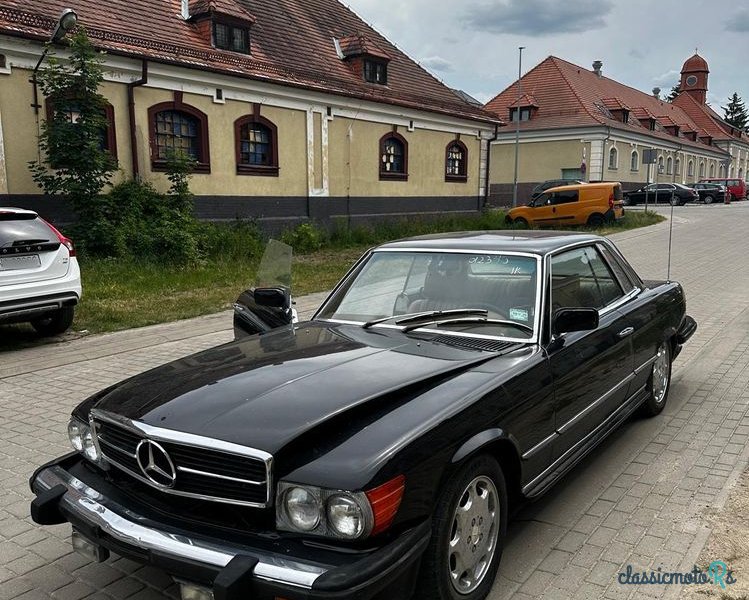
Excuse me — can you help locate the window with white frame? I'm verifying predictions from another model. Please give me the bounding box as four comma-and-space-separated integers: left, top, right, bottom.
630, 150, 639, 171
608, 146, 618, 170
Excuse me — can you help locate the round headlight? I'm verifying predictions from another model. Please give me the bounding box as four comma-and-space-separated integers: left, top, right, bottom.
327, 494, 366, 539
82, 429, 99, 462
67, 419, 85, 452
284, 487, 321, 531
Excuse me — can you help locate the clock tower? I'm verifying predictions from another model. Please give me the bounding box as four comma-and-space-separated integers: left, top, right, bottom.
680, 52, 709, 104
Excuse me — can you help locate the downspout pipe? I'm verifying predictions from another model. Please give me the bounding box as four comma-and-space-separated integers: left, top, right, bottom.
128, 60, 148, 179
484, 123, 499, 208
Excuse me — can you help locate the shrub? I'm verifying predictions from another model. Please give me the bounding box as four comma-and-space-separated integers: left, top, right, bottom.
199, 221, 265, 262
280, 222, 327, 254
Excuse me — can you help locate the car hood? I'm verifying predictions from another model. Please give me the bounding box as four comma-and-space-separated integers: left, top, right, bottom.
92, 322, 517, 455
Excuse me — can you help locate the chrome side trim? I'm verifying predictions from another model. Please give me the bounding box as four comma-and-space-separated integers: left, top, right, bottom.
557, 373, 635, 435
634, 355, 658, 375
177, 466, 265, 486
91, 409, 273, 508
523, 384, 647, 495
32, 466, 327, 589
521, 431, 558, 460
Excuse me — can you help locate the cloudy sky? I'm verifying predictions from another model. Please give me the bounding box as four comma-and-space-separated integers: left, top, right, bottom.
345, 0, 749, 110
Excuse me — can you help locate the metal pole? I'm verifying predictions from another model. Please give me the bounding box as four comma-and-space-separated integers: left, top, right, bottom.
645, 161, 650, 211
512, 46, 525, 208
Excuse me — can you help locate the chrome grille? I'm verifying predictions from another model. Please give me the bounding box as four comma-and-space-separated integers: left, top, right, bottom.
91, 410, 272, 508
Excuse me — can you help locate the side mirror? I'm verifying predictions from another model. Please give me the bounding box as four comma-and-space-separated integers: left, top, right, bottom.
253, 287, 290, 310
553, 308, 599, 336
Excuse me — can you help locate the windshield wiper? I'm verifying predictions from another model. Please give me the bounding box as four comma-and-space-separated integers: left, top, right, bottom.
362, 309, 488, 329
402, 316, 534, 334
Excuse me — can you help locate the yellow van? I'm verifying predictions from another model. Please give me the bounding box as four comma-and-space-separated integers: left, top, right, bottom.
506, 182, 625, 228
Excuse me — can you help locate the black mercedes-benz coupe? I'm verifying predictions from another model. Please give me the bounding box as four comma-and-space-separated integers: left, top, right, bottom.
30, 231, 696, 600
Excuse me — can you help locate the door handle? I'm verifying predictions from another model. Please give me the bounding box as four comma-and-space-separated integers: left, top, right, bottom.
617, 327, 635, 338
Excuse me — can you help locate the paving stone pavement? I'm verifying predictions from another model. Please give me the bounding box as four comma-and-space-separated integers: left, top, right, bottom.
1, 204, 748, 599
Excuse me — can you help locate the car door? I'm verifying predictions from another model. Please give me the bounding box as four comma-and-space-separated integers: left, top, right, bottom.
655, 184, 670, 203
597, 243, 664, 392
546, 245, 634, 459
529, 192, 556, 225
549, 189, 580, 224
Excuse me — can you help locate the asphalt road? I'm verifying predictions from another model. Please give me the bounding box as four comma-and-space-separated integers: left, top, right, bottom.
0, 203, 748, 600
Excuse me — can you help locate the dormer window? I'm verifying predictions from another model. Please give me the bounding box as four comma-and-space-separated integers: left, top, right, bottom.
338, 34, 391, 86
364, 59, 387, 85
213, 22, 249, 53
189, 0, 256, 54
510, 107, 532, 122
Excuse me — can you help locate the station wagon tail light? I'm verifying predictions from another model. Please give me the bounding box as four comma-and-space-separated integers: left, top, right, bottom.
42, 219, 76, 257
608, 192, 615, 209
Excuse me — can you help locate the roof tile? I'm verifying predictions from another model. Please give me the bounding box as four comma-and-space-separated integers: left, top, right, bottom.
484, 56, 729, 155
0, 0, 497, 124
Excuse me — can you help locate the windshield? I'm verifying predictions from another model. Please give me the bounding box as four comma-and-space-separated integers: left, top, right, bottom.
318, 251, 540, 340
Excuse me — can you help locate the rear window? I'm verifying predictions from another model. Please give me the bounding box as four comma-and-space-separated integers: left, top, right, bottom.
0, 216, 55, 246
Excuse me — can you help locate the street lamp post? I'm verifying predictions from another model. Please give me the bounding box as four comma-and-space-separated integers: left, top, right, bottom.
31, 8, 78, 114
511, 46, 525, 208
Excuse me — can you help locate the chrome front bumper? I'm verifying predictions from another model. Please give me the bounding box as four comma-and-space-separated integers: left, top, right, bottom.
32, 465, 327, 590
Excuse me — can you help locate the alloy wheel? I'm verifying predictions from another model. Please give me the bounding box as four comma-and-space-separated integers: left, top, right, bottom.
447, 476, 500, 594
652, 343, 670, 405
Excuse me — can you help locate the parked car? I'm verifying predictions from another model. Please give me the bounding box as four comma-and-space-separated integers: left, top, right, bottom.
687, 182, 726, 204
506, 182, 624, 228
30, 232, 696, 600
622, 183, 698, 206
0, 208, 80, 336
698, 178, 746, 202
530, 178, 585, 200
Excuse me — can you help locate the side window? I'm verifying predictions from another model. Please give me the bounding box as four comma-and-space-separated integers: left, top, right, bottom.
536, 192, 551, 206
551, 247, 624, 311
551, 190, 578, 205
597, 245, 635, 293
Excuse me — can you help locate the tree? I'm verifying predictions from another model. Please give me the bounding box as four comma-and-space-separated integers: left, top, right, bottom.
666, 84, 681, 103
722, 93, 748, 131
28, 28, 117, 217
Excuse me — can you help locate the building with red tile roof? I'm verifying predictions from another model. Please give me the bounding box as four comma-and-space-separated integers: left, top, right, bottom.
0, 0, 499, 226
485, 54, 747, 204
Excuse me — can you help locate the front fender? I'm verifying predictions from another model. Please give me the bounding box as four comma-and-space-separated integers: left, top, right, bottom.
451, 428, 520, 464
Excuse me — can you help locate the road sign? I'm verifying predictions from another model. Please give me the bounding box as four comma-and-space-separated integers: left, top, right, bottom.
643, 149, 658, 164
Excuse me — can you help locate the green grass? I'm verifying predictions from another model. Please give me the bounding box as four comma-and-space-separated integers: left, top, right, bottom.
0, 209, 665, 344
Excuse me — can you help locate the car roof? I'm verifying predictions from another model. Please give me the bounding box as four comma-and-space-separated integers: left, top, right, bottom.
0, 207, 38, 217
377, 230, 602, 255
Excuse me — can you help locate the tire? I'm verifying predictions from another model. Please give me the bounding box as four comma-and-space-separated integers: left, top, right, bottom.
513, 217, 529, 229
703, 195, 714, 204
669, 196, 680, 206
31, 306, 75, 337
415, 455, 507, 600
587, 213, 605, 227
639, 341, 671, 417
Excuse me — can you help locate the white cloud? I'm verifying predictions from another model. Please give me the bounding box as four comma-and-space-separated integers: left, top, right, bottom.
420, 56, 454, 72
